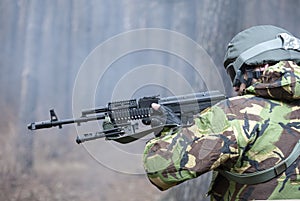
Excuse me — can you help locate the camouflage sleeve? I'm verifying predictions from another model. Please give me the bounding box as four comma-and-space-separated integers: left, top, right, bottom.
246, 61, 300, 101
143, 105, 238, 191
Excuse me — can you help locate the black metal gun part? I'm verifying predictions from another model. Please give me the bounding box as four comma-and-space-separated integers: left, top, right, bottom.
28, 91, 225, 144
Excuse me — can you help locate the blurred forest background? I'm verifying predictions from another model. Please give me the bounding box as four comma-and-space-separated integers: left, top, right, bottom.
1, 0, 300, 201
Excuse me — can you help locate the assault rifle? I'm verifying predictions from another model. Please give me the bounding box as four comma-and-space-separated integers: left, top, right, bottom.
28, 91, 225, 144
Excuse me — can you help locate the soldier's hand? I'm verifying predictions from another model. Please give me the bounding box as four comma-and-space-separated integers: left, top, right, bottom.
150, 103, 181, 127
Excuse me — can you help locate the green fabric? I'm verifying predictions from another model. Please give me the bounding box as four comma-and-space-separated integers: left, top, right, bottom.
246, 61, 300, 101
218, 139, 300, 185
143, 61, 300, 200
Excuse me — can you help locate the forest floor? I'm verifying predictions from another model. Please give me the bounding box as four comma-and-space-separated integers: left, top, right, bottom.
0, 114, 168, 201
0, 171, 160, 201
1, 150, 167, 201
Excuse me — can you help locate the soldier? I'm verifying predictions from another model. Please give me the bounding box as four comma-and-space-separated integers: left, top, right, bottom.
143, 25, 300, 200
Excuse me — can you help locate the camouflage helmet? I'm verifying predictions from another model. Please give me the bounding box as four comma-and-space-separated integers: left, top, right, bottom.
224, 25, 300, 82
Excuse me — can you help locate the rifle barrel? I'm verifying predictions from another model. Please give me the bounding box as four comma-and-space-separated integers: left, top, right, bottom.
27, 113, 106, 130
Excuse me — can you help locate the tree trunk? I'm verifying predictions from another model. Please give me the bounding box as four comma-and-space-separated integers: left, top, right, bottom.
17, 64, 36, 174
15, 0, 44, 174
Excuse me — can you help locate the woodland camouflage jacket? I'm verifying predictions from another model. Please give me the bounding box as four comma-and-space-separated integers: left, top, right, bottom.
143, 61, 300, 200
